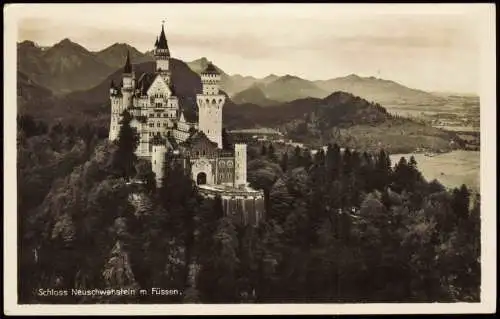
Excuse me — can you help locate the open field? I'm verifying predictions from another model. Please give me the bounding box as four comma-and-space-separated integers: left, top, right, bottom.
390, 150, 480, 192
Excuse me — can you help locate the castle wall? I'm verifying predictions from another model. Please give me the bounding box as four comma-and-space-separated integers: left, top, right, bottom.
152, 144, 167, 187
222, 195, 265, 226
216, 157, 235, 185
191, 158, 216, 185
173, 129, 190, 143
196, 96, 224, 148
234, 144, 247, 187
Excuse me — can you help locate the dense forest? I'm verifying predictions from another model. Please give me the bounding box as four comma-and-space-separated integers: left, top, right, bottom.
17, 113, 480, 304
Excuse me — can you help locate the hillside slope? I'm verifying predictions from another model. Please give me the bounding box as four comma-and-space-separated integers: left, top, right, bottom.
224, 91, 462, 153
232, 84, 278, 106
94, 43, 153, 68
18, 39, 117, 94
17, 71, 53, 112
314, 74, 447, 112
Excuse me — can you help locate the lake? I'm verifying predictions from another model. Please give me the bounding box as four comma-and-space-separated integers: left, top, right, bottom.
390, 151, 480, 192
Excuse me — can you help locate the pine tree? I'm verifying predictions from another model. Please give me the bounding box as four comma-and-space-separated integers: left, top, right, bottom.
326, 143, 341, 181
392, 156, 409, 193
291, 146, 303, 169
268, 144, 277, 162
301, 149, 313, 169
374, 149, 391, 190
261, 144, 267, 156
197, 217, 240, 302
314, 148, 326, 167
113, 110, 139, 180
280, 152, 289, 172
451, 184, 471, 222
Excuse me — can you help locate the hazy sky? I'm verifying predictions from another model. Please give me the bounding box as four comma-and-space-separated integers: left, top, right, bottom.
11, 3, 491, 93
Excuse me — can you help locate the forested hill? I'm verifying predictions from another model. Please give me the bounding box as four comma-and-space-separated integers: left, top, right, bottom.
224, 91, 463, 154
225, 91, 390, 128
17, 71, 53, 106
17, 114, 481, 304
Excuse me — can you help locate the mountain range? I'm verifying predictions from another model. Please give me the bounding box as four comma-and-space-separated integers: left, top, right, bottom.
16, 39, 472, 153
18, 39, 462, 109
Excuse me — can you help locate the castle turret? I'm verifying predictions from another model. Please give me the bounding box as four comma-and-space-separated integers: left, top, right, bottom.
234, 143, 247, 188
196, 62, 225, 148
122, 51, 135, 109
109, 79, 123, 141
152, 143, 168, 188
109, 79, 116, 95
154, 22, 171, 82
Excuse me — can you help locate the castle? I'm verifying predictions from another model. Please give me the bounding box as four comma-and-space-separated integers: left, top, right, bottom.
108, 23, 265, 226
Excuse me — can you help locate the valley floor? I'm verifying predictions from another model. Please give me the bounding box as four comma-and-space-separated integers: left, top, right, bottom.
390, 150, 480, 192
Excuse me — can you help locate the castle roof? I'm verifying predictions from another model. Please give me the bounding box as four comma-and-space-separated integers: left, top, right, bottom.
201, 62, 220, 75
123, 51, 132, 74
156, 24, 170, 55
169, 83, 176, 96
182, 109, 198, 123
137, 73, 155, 95
181, 130, 217, 148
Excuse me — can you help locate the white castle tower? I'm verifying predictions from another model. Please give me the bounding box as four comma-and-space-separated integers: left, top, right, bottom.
108, 51, 135, 141
152, 143, 167, 187
122, 51, 135, 109
109, 79, 121, 141
154, 23, 171, 85
196, 62, 225, 149
234, 143, 247, 188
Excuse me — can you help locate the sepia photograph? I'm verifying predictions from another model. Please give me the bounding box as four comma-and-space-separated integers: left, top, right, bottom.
4, 3, 496, 315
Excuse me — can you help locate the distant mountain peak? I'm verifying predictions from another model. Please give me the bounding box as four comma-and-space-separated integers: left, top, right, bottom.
279, 74, 303, 82
108, 42, 130, 49
50, 38, 88, 52
18, 40, 38, 47
345, 73, 361, 80
99, 42, 142, 54
58, 38, 74, 45
261, 74, 279, 82
190, 57, 208, 64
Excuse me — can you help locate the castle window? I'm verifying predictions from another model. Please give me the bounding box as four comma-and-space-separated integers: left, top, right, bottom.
157, 122, 161, 127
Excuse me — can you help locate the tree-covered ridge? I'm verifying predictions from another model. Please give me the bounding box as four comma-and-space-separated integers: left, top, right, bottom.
224, 92, 464, 153
18, 115, 480, 304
